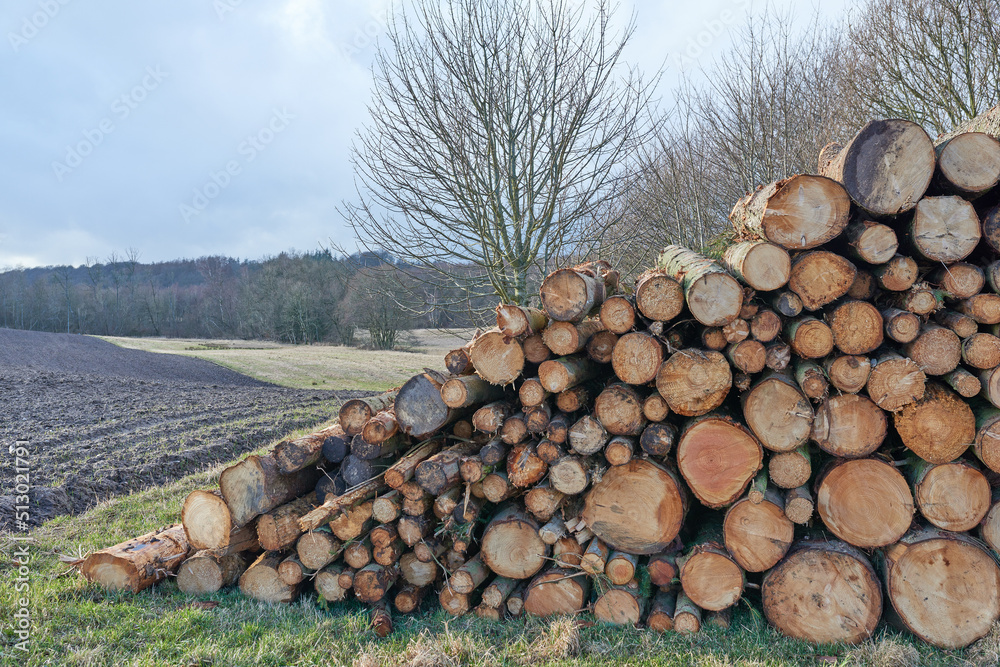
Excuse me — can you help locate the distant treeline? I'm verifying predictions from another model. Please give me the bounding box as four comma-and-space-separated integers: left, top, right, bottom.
0, 250, 479, 345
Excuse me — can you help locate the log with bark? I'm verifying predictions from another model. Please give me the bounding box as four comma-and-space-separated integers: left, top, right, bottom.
80, 525, 190, 593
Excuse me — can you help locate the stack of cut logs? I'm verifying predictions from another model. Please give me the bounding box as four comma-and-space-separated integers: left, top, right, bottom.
80, 108, 1000, 650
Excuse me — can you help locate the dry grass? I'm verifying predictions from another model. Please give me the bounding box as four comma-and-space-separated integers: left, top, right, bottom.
98, 329, 474, 391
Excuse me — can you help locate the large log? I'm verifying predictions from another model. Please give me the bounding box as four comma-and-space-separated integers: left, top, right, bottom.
785, 317, 833, 359
655, 349, 731, 417
935, 131, 1000, 196
257, 493, 318, 552
599, 295, 637, 334
440, 375, 505, 409
677, 414, 763, 509
582, 458, 688, 554
720, 241, 791, 291
903, 324, 962, 376
611, 332, 663, 385
729, 175, 851, 250
866, 350, 926, 412
182, 490, 259, 553
538, 356, 600, 393
274, 426, 340, 474
542, 319, 603, 356
824, 355, 871, 393
539, 261, 618, 323
909, 458, 990, 532
80, 524, 190, 592
678, 532, 745, 611
296, 528, 342, 571
469, 329, 525, 385
395, 372, 465, 438
826, 300, 882, 355
843, 219, 898, 264
656, 246, 742, 326
480, 506, 548, 580
177, 551, 247, 595
882, 527, 1000, 649
496, 305, 547, 338
219, 455, 320, 527
811, 394, 887, 458
762, 539, 882, 645
819, 119, 935, 216
723, 491, 794, 573
633, 269, 685, 322
741, 373, 813, 453
907, 196, 980, 262
239, 552, 300, 604
882, 307, 921, 344
815, 457, 913, 548
873, 255, 919, 292
767, 446, 811, 490
523, 567, 591, 617
787, 251, 856, 311
894, 383, 975, 463
593, 383, 646, 436
354, 563, 399, 604
593, 579, 648, 625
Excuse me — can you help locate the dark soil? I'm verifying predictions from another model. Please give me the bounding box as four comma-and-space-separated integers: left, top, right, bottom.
0, 328, 373, 531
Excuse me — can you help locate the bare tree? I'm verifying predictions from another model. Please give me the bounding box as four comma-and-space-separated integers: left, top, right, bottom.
342, 0, 659, 312
846, 0, 1000, 134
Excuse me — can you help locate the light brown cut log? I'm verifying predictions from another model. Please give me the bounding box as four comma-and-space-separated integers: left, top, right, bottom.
481, 506, 548, 579
522, 334, 552, 364
330, 500, 374, 541
581, 536, 610, 575
440, 375, 504, 409
594, 383, 646, 436
956, 293, 1000, 324
469, 329, 525, 386
362, 410, 399, 445
523, 403, 552, 434
459, 455, 485, 484
724, 493, 794, 570
481, 471, 515, 503
599, 295, 637, 334
604, 550, 639, 586
505, 582, 527, 617
783, 486, 814, 524
524, 481, 564, 522
794, 359, 828, 401
750, 309, 781, 343
721, 241, 791, 291
882, 527, 1000, 649
239, 552, 300, 604
974, 404, 1000, 473
673, 591, 702, 634
980, 364, 1000, 413
932, 262, 985, 299
904, 324, 962, 377
220, 455, 320, 528
568, 414, 609, 455
540, 261, 617, 323
383, 440, 441, 490
634, 269, 685, 321
182, 490, 258, 553
963, 333, 1000, 369
656, 245, 742, 326
472, 401, 513, 434
894, 284, 941, 316
295, 526, 343, 571
639, 422, 677, 458
354, 563, 398, 604
451, 554, 489, 595
701, 327, 727, 350
767, 446, 811, 490
725, 339, 766, 374
583, 458, 688, 554
826, 300, 883, 355
944, 367, 981, 398
908, 196, 980, 262
611, 331, 664, 385
729, 174, 851, 250
274, 427, 338, 474
506, 442, 548, 488
678, 539, 744, 611
394, 583, 430, 615
811, 394, 887, 458
762, 539, 881, 644
824, 355, 871, 393
843, 219, 898, 264
593, 579, 648, 625
935, 131, 1000, 196
257, 493, 318, 552
848, 269, 875, 300
642, 393, 670, 422
432, 486, 462, 518
399, 551, 438, 586
765, 341, 791, 371
395, 372, 465, 439
298, 475, 385, 533
496, 305, 547, 338
933, 310, 978, 340
523, 568, 591, 617
787, 251, 856, 311
177, 551, 247, 594
549, 455, 590, 495
741, 373, 813, 453
343, 538, 372, 570
538, 356, 600, 393
816, 457, 913, 548
882, 307, 921, 343
646, 590, 677, 632
894, 383, 975, 463
785, 317, 833, 359
439, 583, 470, 617
873, 255, 918, 292
554, 381, 597, 413
542, 319, 603, 357
655, 349, 731, 417
276, 555, 311, 587
412, 538, 446, 565
414, 441, 478, 495
819, 119, 935, 216
910, 458, 990, 532
586, 330, 618, 364
482, 576, 519, 608
677, 414, 763, 508
866, 350, 926, 412
981, 488, 1000, 553
553, 536, 584, 568
339, 390, 398, 436
771, 290, 803, 317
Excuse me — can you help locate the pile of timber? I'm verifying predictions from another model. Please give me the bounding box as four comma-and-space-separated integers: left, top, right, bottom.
79, 109, 1000, 650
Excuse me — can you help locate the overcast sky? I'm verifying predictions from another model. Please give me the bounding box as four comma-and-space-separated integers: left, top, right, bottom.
0, 0, 851, 269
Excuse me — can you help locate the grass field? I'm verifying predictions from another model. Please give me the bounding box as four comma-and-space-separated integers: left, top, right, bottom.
98, 329, 474, 392
10, 335, 1000, 665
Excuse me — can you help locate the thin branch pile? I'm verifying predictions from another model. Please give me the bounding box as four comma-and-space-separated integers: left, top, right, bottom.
79, 108, 1000, 649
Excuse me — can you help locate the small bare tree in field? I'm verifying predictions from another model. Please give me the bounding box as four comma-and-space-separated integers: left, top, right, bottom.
847, 0, 1000, 134
342, 0, 659, 313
